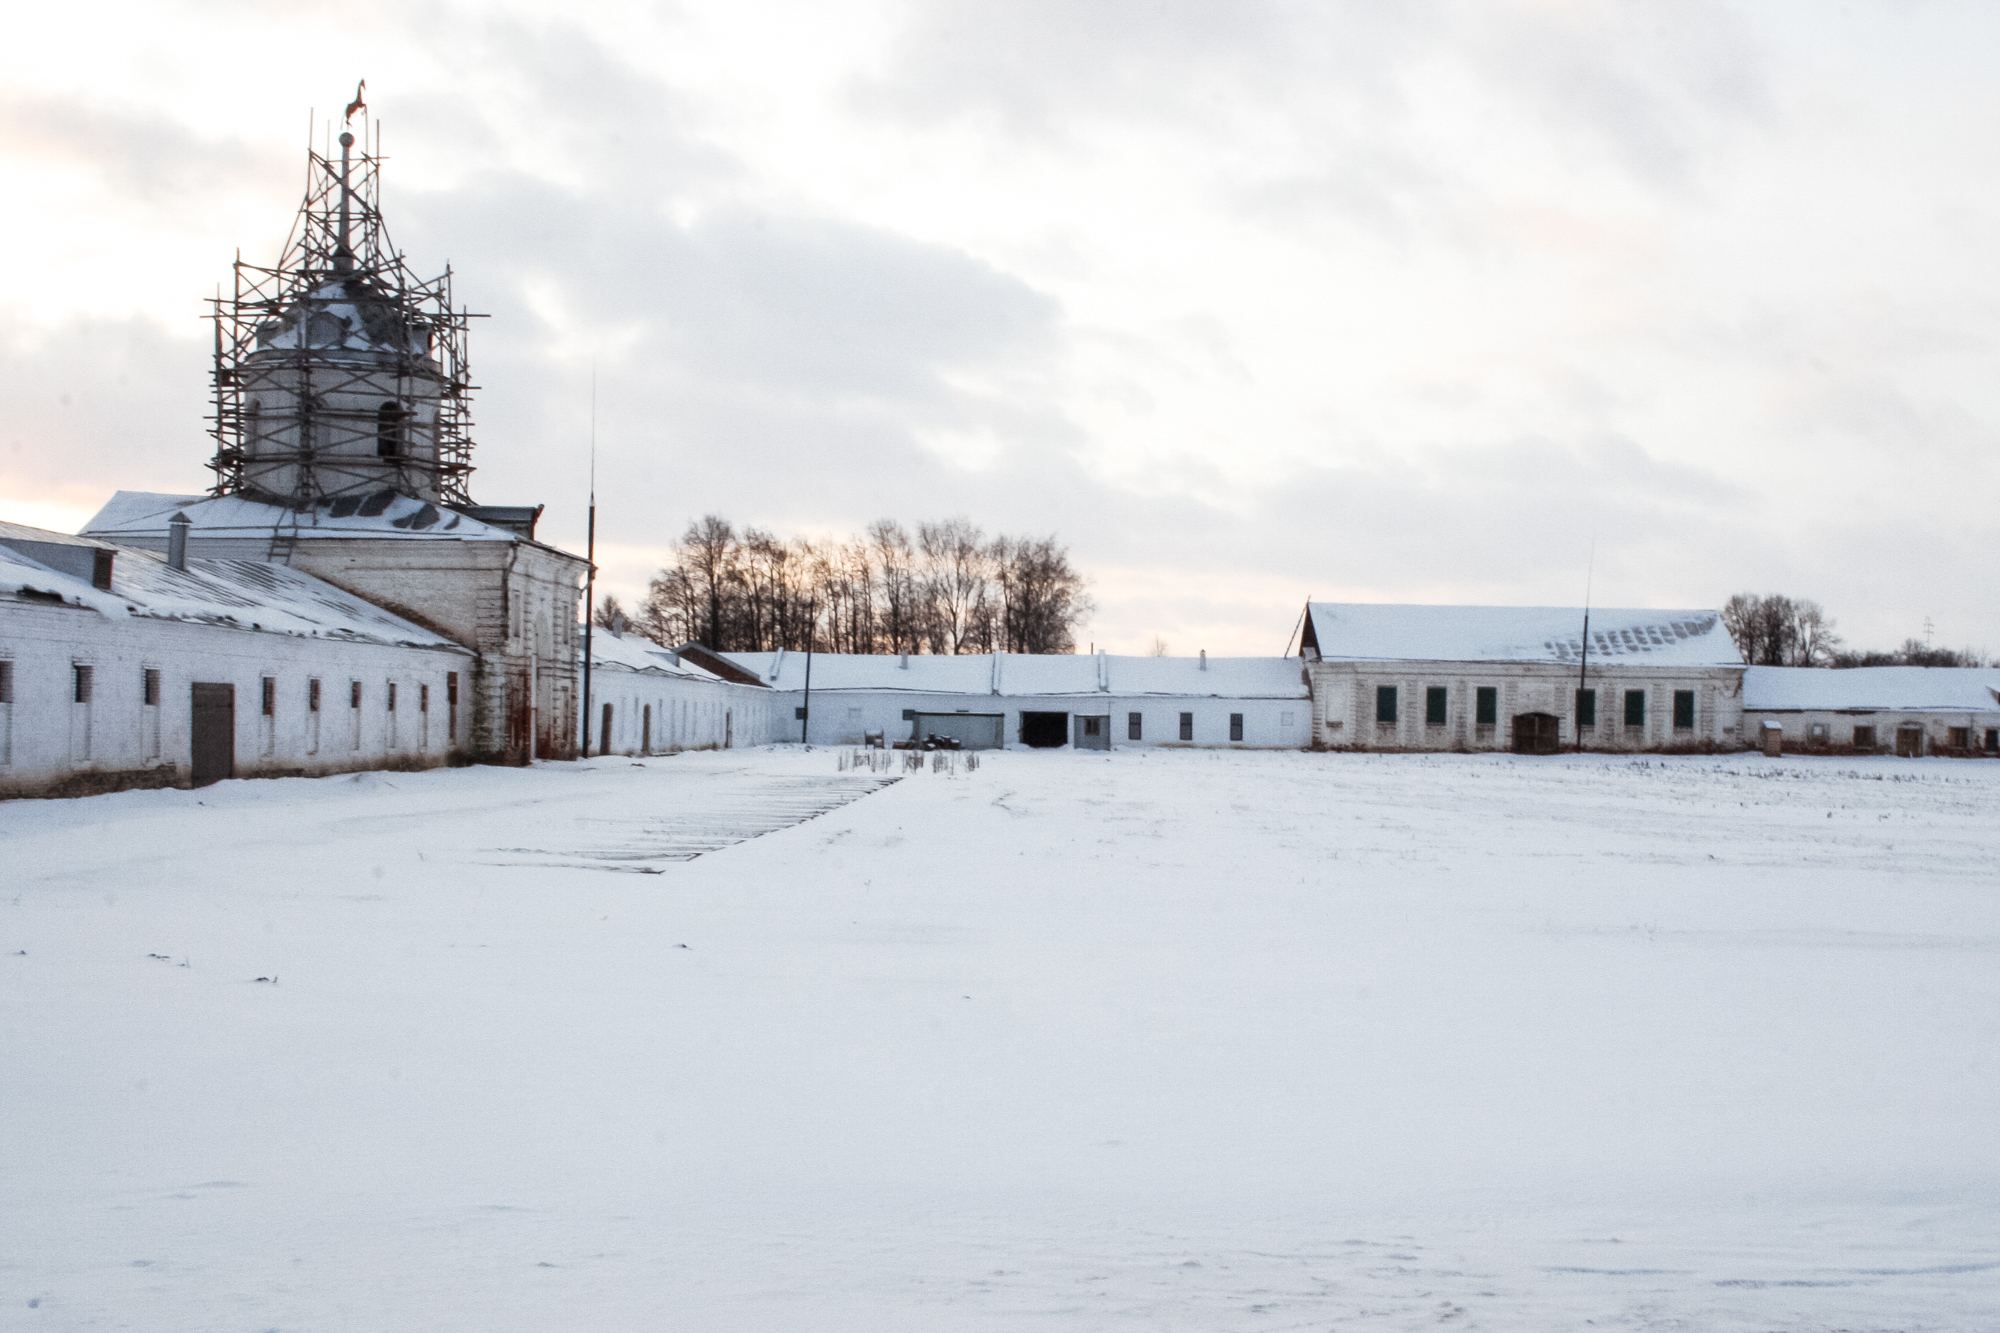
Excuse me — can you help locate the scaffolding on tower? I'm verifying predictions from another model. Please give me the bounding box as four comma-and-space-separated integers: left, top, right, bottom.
207, 118, 481, 509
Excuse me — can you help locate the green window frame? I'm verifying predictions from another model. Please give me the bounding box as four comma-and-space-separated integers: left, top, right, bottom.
1475, 686, 1497, 725
1672, 690, 1695, 730
1574, 688, 1595, 728
1624, 689, 1646, 727
1376, 686, 1398, 724
1425, 687, 1447, 726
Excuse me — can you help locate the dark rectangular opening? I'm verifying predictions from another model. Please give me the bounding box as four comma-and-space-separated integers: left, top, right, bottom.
1985, 728, 1998, 753
1021, 711, 1069, 748
190, 682, 235, 788
142, 668, 161, 708
446, 672, 459, 706
91, 548, 114, 590
1178, 712, 1193, 741
0, 660, 12, 705
1624, 689, 1646, 727
1672, 690, 1695, 730
1229, 712, 1244, 741
73, 664, 93, 704
1376, 686, 1397, 724
1128, 712, 1142, 741
387, 683, 397, 713
350, 681, 362, 709
1425, 687, 1447, 726
602, 703, 614, 755
1949, 726, 1971, 750
309, 678, 322, 712
1476, 686, 1497, 725
1574, 688, 1595, 728
420, 684, 430, 713
1852, 724, 1876, 750
261, 677, 276, 716
1512, 712, 1560, 755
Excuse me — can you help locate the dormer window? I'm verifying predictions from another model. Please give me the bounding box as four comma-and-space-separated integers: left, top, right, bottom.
376, 401, 404, 457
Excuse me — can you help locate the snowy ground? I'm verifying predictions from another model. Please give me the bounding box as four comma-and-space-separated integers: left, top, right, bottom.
5, 747, 1998, 1331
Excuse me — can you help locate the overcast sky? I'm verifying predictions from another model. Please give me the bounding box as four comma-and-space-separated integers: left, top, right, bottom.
3, 1, 1997, 655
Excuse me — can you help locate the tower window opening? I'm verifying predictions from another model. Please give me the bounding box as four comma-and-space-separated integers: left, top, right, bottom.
376, 401, 404, 458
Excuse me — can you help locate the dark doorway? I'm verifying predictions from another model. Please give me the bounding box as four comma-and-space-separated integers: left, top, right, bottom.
1511, 712, 1559, 755
601, 703, 613, 756
191, 682, 235, 787
1895, 724, 1924, 757
1020, 711, 1069, 748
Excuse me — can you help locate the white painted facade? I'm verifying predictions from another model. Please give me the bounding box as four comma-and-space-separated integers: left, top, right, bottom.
83, 491, 587, 764
578, 632, 778, 755
1742, 666, 2000, 756
721, 650, 1313, 750
1301, 603, 1748, 752
0, 534, 473, 798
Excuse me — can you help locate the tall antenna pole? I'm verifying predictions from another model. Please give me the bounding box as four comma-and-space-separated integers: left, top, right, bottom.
581, 367, 597, 758
1576, 539, 1595, 752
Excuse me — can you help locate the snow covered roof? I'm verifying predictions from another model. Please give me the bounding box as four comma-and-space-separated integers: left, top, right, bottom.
721, 650, 1308, 698
1743, 666, 2000, 713
0, 537, 469, 653
583, 632, 737, 684
1303, 603, 1742, 667
81, 491, 521, 545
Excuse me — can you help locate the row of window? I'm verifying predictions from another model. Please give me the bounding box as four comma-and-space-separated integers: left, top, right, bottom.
1374, 686, 1699, 730
27, 664, 461, 713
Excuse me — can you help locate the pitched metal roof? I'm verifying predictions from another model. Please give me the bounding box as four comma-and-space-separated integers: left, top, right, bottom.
1302, 603, 1742, 667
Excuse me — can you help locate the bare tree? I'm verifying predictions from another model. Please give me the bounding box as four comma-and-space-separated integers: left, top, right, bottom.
1723, 593, 1842, 666
592, 594, 629, 634
1148, 636, 1170, 657
636, 514, 1091, 656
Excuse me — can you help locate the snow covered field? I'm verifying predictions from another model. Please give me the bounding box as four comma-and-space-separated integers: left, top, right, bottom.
5, 748, 1998, 1331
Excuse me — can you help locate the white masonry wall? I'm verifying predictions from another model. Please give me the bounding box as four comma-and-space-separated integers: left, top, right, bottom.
764, 689, 1313, 749
1307, 661, 1747, 751
0, 599, 474, 798
580, 666, 778, 755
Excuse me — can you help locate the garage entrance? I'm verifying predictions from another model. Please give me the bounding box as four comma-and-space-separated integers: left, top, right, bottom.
1511, 712, 1560, 755
1020, 711, 1069, 748
911, 712, 1005, 750
1072, 714, 1110, 750
191, 682, 235, 787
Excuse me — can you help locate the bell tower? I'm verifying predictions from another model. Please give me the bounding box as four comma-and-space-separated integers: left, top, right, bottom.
208, 117, 479, 508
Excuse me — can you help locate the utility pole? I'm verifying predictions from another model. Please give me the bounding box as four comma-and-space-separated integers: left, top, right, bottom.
800, 597, 817, 746
580, 368, 597, 758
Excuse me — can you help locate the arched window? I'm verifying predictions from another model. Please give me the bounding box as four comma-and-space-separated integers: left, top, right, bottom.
376, 401, 403, 457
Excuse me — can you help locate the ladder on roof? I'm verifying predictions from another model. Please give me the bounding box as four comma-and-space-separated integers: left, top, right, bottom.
266, 513, 301, 565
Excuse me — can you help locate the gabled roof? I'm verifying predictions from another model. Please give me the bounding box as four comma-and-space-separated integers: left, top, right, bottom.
581, 632, 741, 685
1302, 603, 1742, 668
720, 650, 1307, 698
1743, 666, 2000, 712
81, 490, 522, 544
0, 533, 469, 652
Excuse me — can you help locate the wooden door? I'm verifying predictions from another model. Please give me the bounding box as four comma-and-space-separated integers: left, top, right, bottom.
190, 683, 235, 787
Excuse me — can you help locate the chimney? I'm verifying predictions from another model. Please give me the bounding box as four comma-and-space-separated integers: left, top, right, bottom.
1199, 649, 1207, 671
166, 512, 190, 571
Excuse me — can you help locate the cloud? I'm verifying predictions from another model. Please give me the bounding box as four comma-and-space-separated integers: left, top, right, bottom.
0, 91, 288, 205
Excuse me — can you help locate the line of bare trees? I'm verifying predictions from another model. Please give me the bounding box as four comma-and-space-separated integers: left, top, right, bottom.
602, 515, 1093, 655
1722, 592, 1989, 667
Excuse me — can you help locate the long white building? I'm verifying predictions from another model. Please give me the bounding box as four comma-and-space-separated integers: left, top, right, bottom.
579, 631, 778, 755
1, 521, 473, 798
722, 649, 1312, 750
1742, 666, 2000, 756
